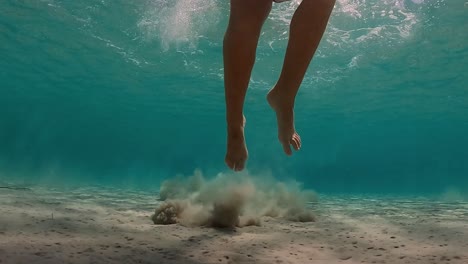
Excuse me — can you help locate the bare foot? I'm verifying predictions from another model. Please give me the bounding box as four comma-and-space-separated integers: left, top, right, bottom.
225, 116, 248, 171
267, 88, 301, 155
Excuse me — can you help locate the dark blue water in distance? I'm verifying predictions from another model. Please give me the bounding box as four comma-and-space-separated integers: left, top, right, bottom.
0, 0, 467, 195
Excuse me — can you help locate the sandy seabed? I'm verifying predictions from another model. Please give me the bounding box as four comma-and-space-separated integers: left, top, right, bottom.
0, 185, 467, 264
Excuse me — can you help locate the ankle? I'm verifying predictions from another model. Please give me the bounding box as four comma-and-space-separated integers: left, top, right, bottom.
227, 120, 245, 135
269, 87, 295, 109
227, 128, 244, 142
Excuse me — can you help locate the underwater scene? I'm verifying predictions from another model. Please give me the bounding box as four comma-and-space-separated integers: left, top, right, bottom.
0, 0, 467, 263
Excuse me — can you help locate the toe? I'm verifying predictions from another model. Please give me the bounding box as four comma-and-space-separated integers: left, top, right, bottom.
225, 157, 235, 170
281, 140, 292, 155
235, 161, 245, 172
291, 137, 300, 151
293, 134, 301, 150
296, 134, 301, 148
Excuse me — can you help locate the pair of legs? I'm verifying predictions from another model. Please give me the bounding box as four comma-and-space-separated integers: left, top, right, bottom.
224, 0, 336, 171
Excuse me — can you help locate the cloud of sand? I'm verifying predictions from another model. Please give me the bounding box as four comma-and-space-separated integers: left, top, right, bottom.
152, 170, 317, 228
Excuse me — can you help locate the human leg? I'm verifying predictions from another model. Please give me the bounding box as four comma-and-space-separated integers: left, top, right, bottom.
268, 0, 335, 155
224, 0, 272, 171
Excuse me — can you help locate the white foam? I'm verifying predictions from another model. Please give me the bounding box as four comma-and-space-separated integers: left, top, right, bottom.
138, 0, 221, 51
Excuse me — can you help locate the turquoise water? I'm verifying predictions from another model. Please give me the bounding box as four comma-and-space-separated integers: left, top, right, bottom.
0, 0, 467, 194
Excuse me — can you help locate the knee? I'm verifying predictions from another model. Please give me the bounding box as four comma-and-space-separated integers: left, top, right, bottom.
228, 0, 272, 33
